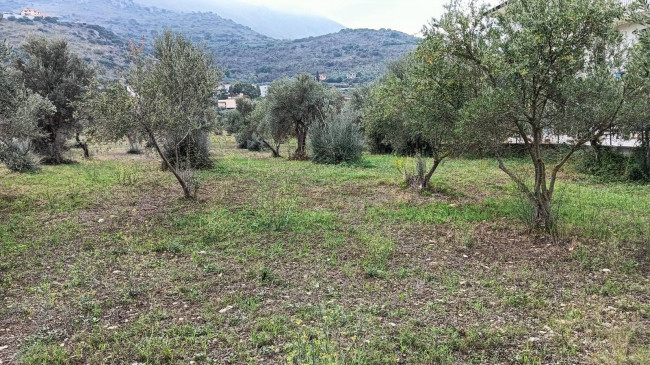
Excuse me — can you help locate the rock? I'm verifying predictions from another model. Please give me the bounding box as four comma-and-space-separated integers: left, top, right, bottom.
601, 268, 611, 273
388, 322, 396, 327
219, 306, 233, 314
112, 270, 122, 274
528, 337, 540, 342
98, 218, 105, 223
0, 345, 8, 351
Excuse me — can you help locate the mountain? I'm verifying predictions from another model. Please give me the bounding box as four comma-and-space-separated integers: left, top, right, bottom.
132, 0, 346, 39
225, 28, 419, 83
0, 17, 128, 80
0, 0, 273, 46
0, 0, 419, 83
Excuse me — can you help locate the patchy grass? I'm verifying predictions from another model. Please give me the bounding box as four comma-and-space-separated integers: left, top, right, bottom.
1, 138, 649, 364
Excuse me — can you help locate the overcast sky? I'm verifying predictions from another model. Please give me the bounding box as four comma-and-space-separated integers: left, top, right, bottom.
236, 0, 449, 36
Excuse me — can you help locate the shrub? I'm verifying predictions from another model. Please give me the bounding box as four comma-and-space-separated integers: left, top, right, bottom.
235, 132, 250, 149
162, 129, 213, 170
578, 147, 649, 183
0, 143, 40, 172
309, 117, 364, 165
393, 154, 427, 189
246, 139, 262, 152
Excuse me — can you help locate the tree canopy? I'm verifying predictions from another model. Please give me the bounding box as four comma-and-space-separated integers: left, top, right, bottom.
87, 31, 221, 198
266, 73, 341, 159
0, 40, 55, 172
14, 36, 95, 164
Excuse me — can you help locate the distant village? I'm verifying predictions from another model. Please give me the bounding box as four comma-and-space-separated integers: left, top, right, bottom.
1, 8, 50, 20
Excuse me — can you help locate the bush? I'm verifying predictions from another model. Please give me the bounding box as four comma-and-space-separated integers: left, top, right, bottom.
246, 139, 262, 152
578, 147, 649, 183
162, 130, 213, 170
235, 133, 250, 149
234, 133, 262, 151
0, 144, 40, 172
309, 117, 364, 165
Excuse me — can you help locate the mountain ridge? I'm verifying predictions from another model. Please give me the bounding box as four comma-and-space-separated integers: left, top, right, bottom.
0, 0, 419, 83
131, 0, 346, 39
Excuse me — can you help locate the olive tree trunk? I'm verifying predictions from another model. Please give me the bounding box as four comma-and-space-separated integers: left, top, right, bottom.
293, 121, 308, 160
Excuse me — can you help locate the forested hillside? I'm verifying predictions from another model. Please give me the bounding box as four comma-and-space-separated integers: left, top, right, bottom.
0, 0, 418, 82
0, 17, 128, 79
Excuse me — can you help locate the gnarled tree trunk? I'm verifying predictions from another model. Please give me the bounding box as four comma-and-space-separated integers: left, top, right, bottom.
293, 121, 309, 160
75, 133, 90, 158
421, 158, 443, 191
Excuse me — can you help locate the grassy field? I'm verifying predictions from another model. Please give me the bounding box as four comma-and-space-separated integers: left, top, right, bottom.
1, 137, 649, 364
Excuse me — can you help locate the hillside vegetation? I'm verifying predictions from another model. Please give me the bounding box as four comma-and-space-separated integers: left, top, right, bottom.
0, 17, 128, 79
1, 0, 418, 82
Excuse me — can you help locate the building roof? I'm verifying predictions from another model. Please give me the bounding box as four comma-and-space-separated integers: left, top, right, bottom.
218, 98, 237, 109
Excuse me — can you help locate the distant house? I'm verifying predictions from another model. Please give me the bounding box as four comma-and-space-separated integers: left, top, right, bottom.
20, 8, 49, 18
318, 74, 327, 81
347, 72, 357, 80
259, 85, 270, 98
218, 98, 237, 110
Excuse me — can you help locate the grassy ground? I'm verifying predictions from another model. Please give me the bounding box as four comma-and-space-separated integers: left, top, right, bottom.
1, 138, 649, 364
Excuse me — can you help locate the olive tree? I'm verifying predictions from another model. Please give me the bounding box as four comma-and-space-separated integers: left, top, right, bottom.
250, 99, 286, 158
89, 31, 221, 199
621, 7, 650, 179
220, 97, 286, 157
14, 37, 95, 164
223, 97, 258, 150
364, 34, 479, 190
436, 0, 634, 229
0, 41, 55, 172
266, 73, 328, 160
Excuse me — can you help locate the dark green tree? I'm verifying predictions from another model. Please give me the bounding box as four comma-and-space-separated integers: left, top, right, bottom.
266, 73, 337, 160
229, 82, 261, 99
0, 40, 55, 172
14, 37, 95, 164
